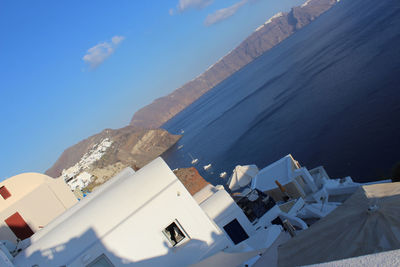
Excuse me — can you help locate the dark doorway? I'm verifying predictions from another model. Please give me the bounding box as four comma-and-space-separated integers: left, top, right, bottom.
223, 219, 249, 245
5, 212, 34, 240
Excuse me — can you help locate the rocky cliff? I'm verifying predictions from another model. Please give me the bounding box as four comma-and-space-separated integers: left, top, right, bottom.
129, 0, 338, 129
45, 126, 181, 182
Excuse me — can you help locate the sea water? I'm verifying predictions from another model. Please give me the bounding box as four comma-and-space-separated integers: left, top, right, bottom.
162, 0, 400, 185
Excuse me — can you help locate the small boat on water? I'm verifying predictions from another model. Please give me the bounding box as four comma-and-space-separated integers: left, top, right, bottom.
177, 145, 184, 150
203, 164, 212, 170
180, 129, 185, 134
188, 153, 198, 165
219, 172, 227, 178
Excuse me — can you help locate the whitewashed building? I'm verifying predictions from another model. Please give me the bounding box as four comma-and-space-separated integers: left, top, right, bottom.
5, 156, 340, 267
12, 158, 231, 267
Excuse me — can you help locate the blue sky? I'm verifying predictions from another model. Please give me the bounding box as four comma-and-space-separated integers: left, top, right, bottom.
0, 0, 304, 180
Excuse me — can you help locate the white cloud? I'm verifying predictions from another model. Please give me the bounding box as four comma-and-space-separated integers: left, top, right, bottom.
82, 35, 125, 69
204, 0, 248, 26
175, 0, 213, 13
111, 35, 125, 45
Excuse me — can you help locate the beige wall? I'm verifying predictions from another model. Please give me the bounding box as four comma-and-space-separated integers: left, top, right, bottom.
48, 176, 79, 209
0, 173, 77, 243
0, 173, 44, 209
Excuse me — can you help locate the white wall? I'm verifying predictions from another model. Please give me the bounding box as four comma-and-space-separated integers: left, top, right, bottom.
14, 158, 230, 267
200, 188, 254, 246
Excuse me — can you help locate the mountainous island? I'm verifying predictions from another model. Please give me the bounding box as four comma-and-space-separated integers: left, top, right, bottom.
45, 127, 181, 191
129, 0, 338, 129
46, 0, 338, 191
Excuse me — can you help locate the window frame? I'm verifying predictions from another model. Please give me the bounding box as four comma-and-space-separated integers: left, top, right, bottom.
86, 254, 115, 267
0, 186, 11, 200
162, 219, 189, 247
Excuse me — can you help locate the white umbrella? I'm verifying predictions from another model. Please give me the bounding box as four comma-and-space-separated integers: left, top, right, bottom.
227, 165, 259, 191
278, 182, 400, 266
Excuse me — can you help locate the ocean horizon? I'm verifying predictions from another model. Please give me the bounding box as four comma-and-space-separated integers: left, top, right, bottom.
162, 0, 400, 186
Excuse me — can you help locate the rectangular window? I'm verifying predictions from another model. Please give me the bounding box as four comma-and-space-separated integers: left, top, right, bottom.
163, 220, 187, 247
223, 219, 249, 245
0, 186, 11, 200
86, 254, 114, 267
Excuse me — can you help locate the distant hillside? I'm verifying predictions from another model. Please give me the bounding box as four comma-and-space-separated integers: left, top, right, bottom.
129, 0, 338, 129
45, 126, 181, 179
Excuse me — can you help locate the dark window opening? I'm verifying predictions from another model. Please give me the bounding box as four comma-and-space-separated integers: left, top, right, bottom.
86, 254, 115, 267
163, 221, 186, 246
0, 186, 11, 200
223, 219, 249, 245
235, 189, 275, 222
271, 216, 284, 227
